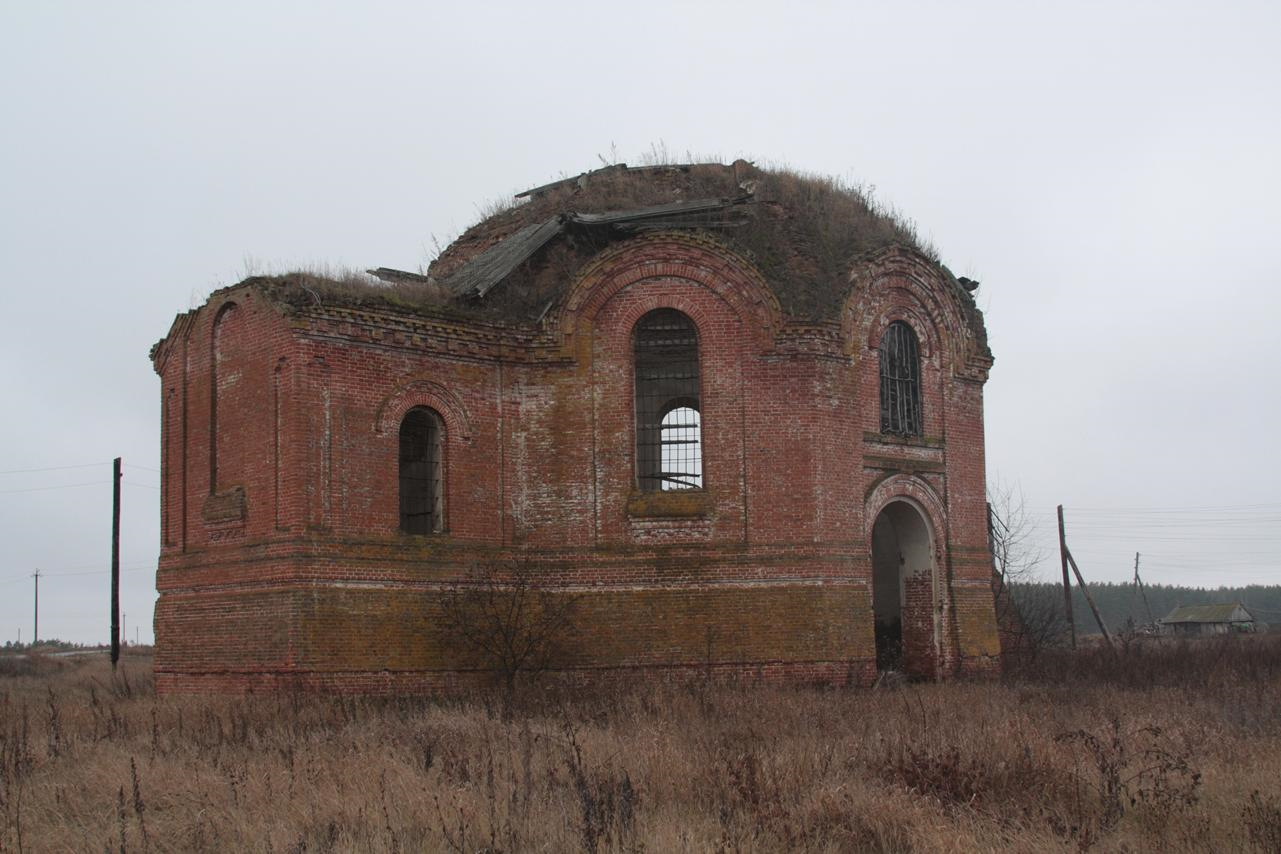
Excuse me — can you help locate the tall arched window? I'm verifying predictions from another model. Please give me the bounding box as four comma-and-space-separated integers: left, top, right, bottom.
399, 407, 443, 533
879, 321, 922, 437
634, 309, 702, 491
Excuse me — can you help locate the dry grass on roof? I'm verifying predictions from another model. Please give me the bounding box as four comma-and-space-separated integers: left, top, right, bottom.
234, 162, 955, 326
245, 269, 458, 317
732, 166, 939, 318
429, 162, 944, 323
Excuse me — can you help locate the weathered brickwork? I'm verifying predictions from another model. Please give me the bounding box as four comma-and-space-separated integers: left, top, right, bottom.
151, 168, 998, 693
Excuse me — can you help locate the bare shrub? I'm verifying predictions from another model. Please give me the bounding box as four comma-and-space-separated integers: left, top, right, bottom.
438, 559, 580, 707
988, 482, 1069, 668
1055, 716, 1201, 835
883, 745, 993, 810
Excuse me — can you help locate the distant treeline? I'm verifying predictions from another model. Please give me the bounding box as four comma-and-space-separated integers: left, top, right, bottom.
1007, 582, 1281, 635
2, 639, 103, 652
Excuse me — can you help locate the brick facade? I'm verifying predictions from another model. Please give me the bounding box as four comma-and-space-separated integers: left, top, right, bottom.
151, 169, 999, 693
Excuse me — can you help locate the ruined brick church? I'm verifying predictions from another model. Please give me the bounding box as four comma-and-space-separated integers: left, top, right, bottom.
150, 161, 999, 692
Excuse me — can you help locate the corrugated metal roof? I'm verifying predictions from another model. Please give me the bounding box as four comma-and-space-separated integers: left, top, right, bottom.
440, 197, 748, 300
1160, 602, 1254, 624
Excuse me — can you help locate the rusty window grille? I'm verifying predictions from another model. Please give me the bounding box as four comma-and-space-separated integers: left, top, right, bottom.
634, 309, 702, 491
879, 321, 922, 437
399, 407, 443, 533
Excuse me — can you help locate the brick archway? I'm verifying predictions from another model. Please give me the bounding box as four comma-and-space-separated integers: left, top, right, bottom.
555, 231, 782, 353
373, 379, 473, 442
870, 497, 939, 680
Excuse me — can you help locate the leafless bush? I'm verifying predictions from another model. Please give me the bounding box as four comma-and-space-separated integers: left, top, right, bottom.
988, 482, 1069, 666
1055, 716, 1201, 836
438, 559, 580, 707
883, 745, 993, 809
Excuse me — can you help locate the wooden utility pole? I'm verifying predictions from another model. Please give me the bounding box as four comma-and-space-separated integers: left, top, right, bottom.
1057, 505, 1076, 649
1134, 552, 1154, 624
32, 569, 39, 645
1065, 548, 1115, 648
111, 457, 121, 670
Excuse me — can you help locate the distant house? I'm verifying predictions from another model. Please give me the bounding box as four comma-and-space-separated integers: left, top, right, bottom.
1159, 603, 1260, 636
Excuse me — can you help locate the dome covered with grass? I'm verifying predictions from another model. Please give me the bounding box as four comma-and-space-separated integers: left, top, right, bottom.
255, 161, 984, 350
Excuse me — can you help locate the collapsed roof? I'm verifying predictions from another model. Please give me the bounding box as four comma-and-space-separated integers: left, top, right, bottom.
435, 196, 752, 300
257, 161, 988, 353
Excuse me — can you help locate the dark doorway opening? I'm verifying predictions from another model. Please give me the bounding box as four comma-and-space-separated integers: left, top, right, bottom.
870, 500, 935, 677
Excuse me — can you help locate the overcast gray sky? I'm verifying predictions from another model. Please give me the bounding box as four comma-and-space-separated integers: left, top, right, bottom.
2, 1, 1278, 644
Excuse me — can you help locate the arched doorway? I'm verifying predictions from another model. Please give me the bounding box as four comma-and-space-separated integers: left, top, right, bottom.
870, 500, 937, 678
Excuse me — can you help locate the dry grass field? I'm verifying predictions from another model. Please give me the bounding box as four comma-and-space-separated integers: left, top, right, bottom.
1, 638, 1279, 853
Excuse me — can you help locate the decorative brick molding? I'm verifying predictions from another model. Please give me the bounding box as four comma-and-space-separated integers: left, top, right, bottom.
373, 378, 474, 441
557, 232, 782, 351
843, 245, 992, 381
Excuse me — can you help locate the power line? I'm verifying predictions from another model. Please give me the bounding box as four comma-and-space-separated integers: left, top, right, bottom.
1067, 501, 1281, 513
0, 462, 110, 475
43, 566, 152, 579
0, 480, 160, 495
10, 557, 153, 573
0, 481, 110, 495
0, 563, 153, 584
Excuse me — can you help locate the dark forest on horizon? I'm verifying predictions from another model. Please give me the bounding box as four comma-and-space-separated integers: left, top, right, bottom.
1008, 582, 1281, 635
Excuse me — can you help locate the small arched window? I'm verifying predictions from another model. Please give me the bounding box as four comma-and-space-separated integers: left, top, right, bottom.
879, 321, 922, 437
634, 309, 702, 491
399, 407, 443, 534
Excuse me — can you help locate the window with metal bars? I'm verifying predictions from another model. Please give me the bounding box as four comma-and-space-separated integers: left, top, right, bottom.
399, 407, 443, 533
879, 321, 923, 437
634, 309, 702, 491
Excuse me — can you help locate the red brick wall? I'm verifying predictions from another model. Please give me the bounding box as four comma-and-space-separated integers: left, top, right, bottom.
152, 236, 998, 692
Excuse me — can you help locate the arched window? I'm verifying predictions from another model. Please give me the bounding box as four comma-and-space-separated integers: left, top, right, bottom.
399, 407, 443, 533
634, 309, 702, 491
879, 321, 922, 437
